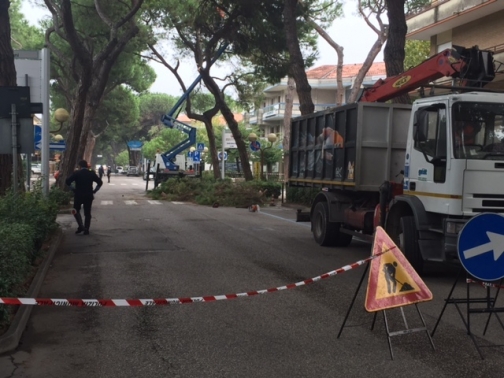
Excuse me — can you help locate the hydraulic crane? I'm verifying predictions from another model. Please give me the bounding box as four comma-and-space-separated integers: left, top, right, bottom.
153, 44, 228, 181
359, 45, 495, 102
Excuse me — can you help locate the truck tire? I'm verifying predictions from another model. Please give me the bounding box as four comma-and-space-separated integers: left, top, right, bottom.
313, 202, 338, 246
399, 216, 424, 275
312, 202, 352, 247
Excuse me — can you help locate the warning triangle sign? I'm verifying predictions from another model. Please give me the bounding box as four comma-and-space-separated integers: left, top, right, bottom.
365, 227, 433, 312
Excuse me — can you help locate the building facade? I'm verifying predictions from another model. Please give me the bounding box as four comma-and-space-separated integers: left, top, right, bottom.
246, 62, 387, 142
407, 0, 504, 89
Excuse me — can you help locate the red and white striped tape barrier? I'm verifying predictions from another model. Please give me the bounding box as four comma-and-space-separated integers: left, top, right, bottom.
466, 278, 504, 289
0, 249, 392, 307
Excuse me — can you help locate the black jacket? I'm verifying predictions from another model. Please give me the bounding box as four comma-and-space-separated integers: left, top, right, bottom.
66, 168, 103, 199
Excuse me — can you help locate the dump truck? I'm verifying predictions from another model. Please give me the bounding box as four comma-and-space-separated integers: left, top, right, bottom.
289, 45, 504, 273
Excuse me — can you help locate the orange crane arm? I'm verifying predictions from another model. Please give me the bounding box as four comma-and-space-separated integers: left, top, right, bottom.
360, 46, 495, 103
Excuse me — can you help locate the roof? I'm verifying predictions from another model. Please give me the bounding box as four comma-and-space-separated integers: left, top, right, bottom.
306, 62, 387, 80
176, 113, 244, 125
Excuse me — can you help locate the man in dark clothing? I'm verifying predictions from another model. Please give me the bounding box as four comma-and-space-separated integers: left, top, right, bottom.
66, 160, 103, 235
107, 166, 111, 183
98, 165, 104, 180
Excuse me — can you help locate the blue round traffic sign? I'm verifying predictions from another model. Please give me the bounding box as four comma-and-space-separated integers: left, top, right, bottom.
457, 213, 504, 281
250, 141, 261, 151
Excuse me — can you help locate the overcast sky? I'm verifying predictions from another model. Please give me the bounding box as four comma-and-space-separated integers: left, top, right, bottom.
21, 1, 384, 97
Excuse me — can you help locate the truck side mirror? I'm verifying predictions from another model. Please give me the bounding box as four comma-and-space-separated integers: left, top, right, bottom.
414, 110, 428, 142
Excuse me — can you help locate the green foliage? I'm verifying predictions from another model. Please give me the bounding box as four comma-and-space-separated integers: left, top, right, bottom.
48, 186, 72, 207
9, 0, 44, 50
0, 187, 61, 326
286, 186, 319, 206
0, 223, 34, 325
404, 40, 431, 69
115, 150, 130, 166
405, 0, 431, 14
148, 176, 281, 207
0, 190, 57, 252
142, 128, 187, 160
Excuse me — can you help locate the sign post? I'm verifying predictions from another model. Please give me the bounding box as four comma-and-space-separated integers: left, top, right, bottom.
14, 49, 50, 195
221, 128, 225, 180
338, 227, 435, 360
432, 213, 504, 359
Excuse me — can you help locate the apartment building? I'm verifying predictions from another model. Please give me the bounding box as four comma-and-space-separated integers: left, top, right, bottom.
247, 62, 387, 141
407, 0, 504, 89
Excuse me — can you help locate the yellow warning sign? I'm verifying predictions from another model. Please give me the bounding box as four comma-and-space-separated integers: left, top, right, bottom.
365, 227, 433, 312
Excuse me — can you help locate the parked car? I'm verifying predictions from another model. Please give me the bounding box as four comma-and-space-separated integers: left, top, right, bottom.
31, 163, 41, 175
116, 166, 124, 174
126, 166, 139, 176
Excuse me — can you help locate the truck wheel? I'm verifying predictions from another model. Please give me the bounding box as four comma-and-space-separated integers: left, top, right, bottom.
312, 202, 339, 246
399, 216, 424, 274
312, 202, 352, 247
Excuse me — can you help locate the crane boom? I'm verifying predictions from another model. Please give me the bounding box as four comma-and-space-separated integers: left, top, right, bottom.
157, 44, 228, 171
360, 45, 495, 103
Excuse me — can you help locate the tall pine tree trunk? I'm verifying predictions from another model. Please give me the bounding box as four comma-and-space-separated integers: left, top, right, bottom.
200, 71, 253, 181
282, 76, 295, 180
83, 131, 96, 164
384, 0, 410, 104
283, 0, 314, 115
202, 117, 221, 179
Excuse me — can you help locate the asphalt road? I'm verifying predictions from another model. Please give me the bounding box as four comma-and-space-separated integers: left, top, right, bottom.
1, 175, 504, 377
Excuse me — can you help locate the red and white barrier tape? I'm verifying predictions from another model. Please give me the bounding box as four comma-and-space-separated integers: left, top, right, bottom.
0, 250, 391, 307
466, 278, 504, 289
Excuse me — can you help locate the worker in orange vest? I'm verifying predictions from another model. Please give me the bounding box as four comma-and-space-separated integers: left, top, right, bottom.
319, 127, 344, 148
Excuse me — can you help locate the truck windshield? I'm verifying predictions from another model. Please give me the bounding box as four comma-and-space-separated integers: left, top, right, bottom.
452, 101, 504, 160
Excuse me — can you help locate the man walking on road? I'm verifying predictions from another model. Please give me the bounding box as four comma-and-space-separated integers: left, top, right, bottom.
66, 160, 103, 235
98, 165, 104, 180
107, 166, 111, 183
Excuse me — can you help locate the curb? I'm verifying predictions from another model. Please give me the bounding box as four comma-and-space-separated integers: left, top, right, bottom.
0, 228, 64, 355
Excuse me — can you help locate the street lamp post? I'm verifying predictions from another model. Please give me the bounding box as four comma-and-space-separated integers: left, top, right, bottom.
53, 108, 69, 133
248, 132, 277, 180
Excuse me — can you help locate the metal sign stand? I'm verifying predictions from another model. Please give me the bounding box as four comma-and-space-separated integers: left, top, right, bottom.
338, 263, 435, 360
431, 269, 504, 359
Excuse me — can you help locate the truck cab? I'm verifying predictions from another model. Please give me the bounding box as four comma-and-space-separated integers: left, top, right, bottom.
392, 92, 504, 267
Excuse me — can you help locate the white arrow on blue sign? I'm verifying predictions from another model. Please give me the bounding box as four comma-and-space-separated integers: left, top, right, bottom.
34, 125, 42, 144
193, 151, 201, 163
458, 213, 504, 281
35, 142, 66, 151
218, 151, 228, 161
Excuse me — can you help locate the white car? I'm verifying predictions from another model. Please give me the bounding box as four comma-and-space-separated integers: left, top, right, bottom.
116, 166, 124, 174
31, 164, 42, 175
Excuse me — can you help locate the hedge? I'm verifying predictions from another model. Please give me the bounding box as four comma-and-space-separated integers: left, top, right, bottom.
0, 185, 68, 327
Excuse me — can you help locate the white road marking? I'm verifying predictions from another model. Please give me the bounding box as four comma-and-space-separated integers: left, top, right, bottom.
124, 200, 138, 205
101, 201, 113, 205
147, 200, 162, 205
120, 183, 127, 186
172, 201, 185, 205
132, 183, 139, 186
108, 183, 116, 186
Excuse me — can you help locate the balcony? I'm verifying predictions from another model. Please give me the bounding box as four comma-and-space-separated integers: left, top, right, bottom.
246, 109, 263, 125
261, 103, 336, 122
407, 0, 504, 40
